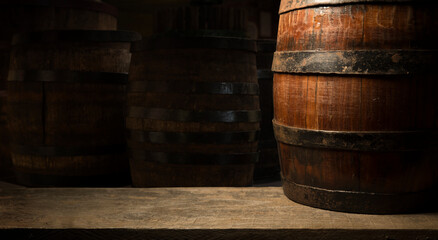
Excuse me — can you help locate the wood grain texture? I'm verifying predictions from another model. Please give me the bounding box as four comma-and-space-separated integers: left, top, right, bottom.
0, 187, 438, 239
127, 37, 259, 187
274, 1, 438, 213
7, 31, 137, 187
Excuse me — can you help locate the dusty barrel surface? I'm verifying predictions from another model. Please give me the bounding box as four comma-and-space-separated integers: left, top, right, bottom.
254, 40, 279, 180
273, 0, 438, 213
127, 36, 260, 187
8, 30, 141, 187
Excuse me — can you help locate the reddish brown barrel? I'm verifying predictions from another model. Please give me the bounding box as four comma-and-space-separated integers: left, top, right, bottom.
8, 30, 141, 187
273, 0, 438, 213
254, 39, 279, 180
127, 36, 259, 187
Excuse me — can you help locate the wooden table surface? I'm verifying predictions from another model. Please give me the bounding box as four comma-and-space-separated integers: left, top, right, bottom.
1, 187, 437, 239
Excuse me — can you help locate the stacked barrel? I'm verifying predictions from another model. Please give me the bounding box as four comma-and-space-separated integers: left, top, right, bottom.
273, 0, 438, 213
127, 2, 260, 187
1, 0, 141, 186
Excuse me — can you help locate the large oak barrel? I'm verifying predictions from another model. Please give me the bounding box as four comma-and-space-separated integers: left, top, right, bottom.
8, 30, 141, 187
254, 39, 279, 181
127, 35, 260, 187
273, 0, 438, 213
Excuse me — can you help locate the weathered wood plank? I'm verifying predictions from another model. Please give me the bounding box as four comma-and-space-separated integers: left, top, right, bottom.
0, 187, 437, 239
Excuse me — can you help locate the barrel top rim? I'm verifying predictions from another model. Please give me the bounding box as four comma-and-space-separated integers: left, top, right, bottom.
0, 0, 119, 17
11, 30, 142, 45
279, 0, 423, 14
131, 35, 256, 52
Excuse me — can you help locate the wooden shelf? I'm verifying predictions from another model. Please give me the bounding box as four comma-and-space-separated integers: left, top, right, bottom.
1, 187, 437, 239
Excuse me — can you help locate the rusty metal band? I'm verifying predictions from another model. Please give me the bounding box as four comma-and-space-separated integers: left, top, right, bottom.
273, 120, 434, 151
131, 36, 256, 52
257, 70, 273, 80
282, 179, 435, 214
12, 30, 141, 45
11, 144, 126, 156
8, 70, 128, 84
279, 0, 422, 14
257, 40, 276, 53
127, 130, 259, 144
129, 150, 259, 165
272, 50, 436, 75
0, 0, 118, 17
128, 107, 261, 123
128, 81, 259, 95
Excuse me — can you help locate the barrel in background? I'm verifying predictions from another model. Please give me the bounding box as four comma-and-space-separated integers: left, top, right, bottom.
127, 36, 260, 187
254, 39, 279, 181
0, 0, 119, 181
273, 0, 438, 213
8, 30, 141, 187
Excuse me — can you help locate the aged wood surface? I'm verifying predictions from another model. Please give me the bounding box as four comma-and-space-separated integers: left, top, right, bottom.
0, 187, 438, 239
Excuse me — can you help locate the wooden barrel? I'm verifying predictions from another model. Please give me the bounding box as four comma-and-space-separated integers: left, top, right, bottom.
8, 30, 141, 187
0, 0, 119, 182
127, 36, 259, 187
273, 0, 438, 213
254, 39, 279, 181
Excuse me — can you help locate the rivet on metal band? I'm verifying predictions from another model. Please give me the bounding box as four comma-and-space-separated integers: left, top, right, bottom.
8, 70, 128, 84
129, 150, 259, 165
128, 107, 261, 123
272, 50, 436, 75
11, 144, 126, 157
273, 120, 435, 151
128, 81, 259, 95
127, 130, 259, 144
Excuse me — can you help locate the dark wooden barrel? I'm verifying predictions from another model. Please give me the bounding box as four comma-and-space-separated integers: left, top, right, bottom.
273, 0, 438, 213
8, 30, 141, 187
127, 36, 259, 187
254, 39, 279, 181
0, 0, 119, 182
